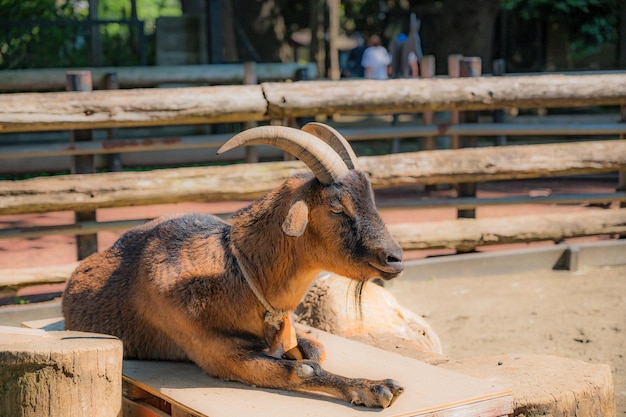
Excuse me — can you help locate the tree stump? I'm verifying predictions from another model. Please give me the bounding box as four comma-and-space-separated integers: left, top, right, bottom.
0, 326, 123, 417
440, 354, 615, 417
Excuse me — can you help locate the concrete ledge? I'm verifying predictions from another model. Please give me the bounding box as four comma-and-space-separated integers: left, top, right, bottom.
403, 239, 626, 280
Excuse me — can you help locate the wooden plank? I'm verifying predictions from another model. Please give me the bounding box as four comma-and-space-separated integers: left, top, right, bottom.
388, 208, 626, 251
22, 319, 511, 416
262, 73, 626, 119
1, 74, 626, 132
122, 397, 170, 417
121, 327, 512, 417
1, 140, 625, 215
21, 317, 65, 331
0, 263, 78, 287
5, 210, 626, 288
1, 194, 624, 242
0, 85, 268, 133
0, 63, 319, 91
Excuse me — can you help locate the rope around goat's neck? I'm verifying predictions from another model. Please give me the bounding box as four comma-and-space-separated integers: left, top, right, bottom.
231, 246, 286, 330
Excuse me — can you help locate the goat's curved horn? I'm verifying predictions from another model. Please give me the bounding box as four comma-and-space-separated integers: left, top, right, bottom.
301, 122, 358, 170
217, 125, 349, 184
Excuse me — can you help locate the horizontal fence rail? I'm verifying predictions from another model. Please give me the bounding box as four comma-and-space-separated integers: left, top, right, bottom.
0, 63, 318, 91
1, 140, 624, 216
2, 208, 626, 288
1, 74, 626, 133
2, 122, 626, 160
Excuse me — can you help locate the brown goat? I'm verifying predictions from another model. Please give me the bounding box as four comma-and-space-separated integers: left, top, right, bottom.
62, 123, 405, 408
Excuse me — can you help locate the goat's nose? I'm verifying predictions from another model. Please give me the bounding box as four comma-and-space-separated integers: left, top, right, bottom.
382, 246, 404, 271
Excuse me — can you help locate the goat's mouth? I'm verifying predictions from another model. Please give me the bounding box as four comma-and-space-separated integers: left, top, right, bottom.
368, 261, 404, 280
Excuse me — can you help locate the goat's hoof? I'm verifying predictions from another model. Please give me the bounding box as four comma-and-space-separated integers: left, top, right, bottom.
351, 379, 405, 408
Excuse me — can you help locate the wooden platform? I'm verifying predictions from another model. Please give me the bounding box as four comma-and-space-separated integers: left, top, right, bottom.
22, 319, 512, 417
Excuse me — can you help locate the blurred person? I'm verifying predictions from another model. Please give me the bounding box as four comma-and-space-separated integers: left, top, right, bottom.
361, 34, 391, 80
345, 32, 366, 78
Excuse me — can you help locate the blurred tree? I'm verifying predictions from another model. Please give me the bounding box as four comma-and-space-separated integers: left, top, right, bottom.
0, 0, 181, 69
0, 0, 619, 70
0, 0, 89, 69
502, 0, 618, 60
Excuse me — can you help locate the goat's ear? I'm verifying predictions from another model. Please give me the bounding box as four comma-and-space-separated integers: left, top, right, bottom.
282, 200, 309, 237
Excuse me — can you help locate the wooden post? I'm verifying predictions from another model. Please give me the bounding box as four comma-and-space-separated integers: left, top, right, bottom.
294, 66, 315, 128
104, 73, 122, 172
492, 59, 506, 146
328, 0, 340, 81
243, 62, 259, 163
420, 55, 436, 151
0, 326, 122, 417
66, 71, 98, 260
616, 104, 626, 208
447, 54, 463, 150
457, 57, 482, 220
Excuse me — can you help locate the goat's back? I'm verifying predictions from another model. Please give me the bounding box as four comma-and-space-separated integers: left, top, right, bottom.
62, 212, 231, 359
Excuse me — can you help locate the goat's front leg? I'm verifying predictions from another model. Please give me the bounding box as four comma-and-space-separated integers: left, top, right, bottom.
284, 328, 327, 361
203, 350, 404, 408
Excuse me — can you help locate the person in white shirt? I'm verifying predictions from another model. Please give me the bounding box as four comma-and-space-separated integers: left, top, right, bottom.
361, 34, 391, 80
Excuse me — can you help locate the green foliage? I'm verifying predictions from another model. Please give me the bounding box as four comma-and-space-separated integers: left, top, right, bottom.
13, 296, 30, 305
502, 0, 618, 60
0, 0, 181, 69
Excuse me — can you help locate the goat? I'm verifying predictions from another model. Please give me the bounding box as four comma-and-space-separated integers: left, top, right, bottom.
62, 122, 406, 408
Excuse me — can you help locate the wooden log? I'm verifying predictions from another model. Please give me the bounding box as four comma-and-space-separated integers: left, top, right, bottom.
0, 326, 122, 417
1, 140, 625, 215
1, 74, 626, 132
0, 63, 319, 91
0, 85, 268, 133
439, 354, 615, 417
0, 263, 79, 287
3, 210, 625, 288
262, 73, 626, 119
390, 209, 626, 252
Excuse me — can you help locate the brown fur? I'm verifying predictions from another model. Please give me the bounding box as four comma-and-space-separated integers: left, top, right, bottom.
63, 170, 405, 407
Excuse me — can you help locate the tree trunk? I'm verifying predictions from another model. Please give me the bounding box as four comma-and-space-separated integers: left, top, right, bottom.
437, 0, 501, 73
235, 0, 286, 62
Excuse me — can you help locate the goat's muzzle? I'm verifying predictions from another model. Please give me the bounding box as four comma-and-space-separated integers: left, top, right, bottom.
369, 245, 404, 280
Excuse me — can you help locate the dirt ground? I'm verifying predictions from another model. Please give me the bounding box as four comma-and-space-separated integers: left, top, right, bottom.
1, 177, 624, 413
387, 265, 626, 415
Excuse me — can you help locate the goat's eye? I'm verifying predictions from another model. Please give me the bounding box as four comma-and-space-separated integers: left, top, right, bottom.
330, 207, 344, 215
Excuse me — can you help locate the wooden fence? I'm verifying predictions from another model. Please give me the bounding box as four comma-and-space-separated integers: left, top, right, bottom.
2, 73, 626, 133
0, 62, 319, 91
1, 70, 626, 287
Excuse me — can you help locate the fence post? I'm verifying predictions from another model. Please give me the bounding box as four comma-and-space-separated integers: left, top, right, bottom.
616, 104, 626, 208
104, 73, 122, 172
447, 54, 463, 150
243, 62, 259, 163
420, 55, 436, 151
66, 70, 98, 260
457, 57, 482, 220
492, 59, 507, 146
